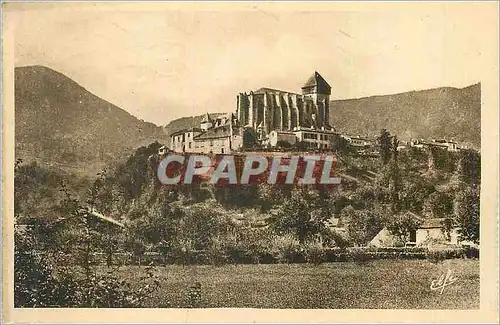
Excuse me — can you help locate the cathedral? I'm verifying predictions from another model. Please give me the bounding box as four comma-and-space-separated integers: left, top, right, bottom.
169, 71, 337, 154
236, 71, 334, 136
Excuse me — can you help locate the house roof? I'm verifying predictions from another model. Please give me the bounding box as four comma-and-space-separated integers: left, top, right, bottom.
419, 218, 448, 229
342, 134, 375, 142
201, 112, 212, 123
169, 127, 204, 137
193, 126, 239, 140
369, 227, 402, 247
301, 71, 331, 90
402, 211, 425, 222
52, 208, 125, 229
87, 209, 126, 228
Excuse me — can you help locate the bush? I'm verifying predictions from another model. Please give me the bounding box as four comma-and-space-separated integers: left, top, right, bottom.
269, 235, 304, 264
15, 247, 161, 307
206, 239, 228, 266
347, 247, 371, 264
426, 249, 447, 264
324, 248, 349, 262
226, 245, 247, 265
464, 246, 479, 259
169, 239, 196, 265
304, 242, 326, 265
15, 249, 68, 307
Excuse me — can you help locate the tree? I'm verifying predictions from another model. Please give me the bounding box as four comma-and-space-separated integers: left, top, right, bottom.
388, 162, 403, 212
333, 136, 351, 154
257, 183, 286, 211
386, 211, 422, 243
270, 187, 329, 244
341, 205, 385, 246
378, 129, 392, 165
392, 135, 399, 163
399, 175, 436, 214
422, 191, 454, 218
455, 149, 481, 185
454, 184, 480, 244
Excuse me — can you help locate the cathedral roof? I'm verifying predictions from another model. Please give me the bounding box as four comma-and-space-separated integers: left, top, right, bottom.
253, 87, 300, 95
302, 71, 331, 90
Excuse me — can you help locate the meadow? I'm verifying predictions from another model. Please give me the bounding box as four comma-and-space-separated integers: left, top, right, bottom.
99, 258, 479, 309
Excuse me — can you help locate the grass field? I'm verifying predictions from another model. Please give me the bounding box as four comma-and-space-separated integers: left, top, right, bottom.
99, 259, 479, 309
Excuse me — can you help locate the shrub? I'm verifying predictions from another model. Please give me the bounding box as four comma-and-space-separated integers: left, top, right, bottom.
304, 242, 326, 265
170, 239, 196, 265
15, 248, 161, 307
269, 235, 304, 263
426, 249, 447, 264
347, 247, 371, 264
15, 249, 67, 307
206, 239, 228, 266
226, 244, 247, 265
464, 246, 479, 259
324, 248, 349, 262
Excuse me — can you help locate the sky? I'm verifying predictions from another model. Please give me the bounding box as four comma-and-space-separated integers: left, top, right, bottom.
8, 2, 497, 126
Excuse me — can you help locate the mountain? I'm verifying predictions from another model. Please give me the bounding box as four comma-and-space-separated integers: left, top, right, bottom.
15, 66, 169, 177
329, 84, 481, 148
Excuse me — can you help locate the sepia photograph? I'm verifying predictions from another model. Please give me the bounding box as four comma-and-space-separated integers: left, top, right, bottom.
2, 1, 499, 323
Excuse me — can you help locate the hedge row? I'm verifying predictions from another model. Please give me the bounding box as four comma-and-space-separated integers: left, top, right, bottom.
88, 246, 479, 266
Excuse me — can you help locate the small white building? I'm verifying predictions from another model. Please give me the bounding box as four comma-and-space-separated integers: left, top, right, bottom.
293, 126, 337, 150
369, 227, 405, 248
410, 138, 461, 152
369, 216, 476, 248
416, 218, 460, 246
169, 127, 204, 153
341, 134, 375, 148
268, 130, 297, 147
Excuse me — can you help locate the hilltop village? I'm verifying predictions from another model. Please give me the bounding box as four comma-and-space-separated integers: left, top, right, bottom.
14, 69, 481, 310
167, 72, 470, 156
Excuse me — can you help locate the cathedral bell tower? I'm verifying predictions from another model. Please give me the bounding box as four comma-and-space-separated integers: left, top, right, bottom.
301, 71, 331, 127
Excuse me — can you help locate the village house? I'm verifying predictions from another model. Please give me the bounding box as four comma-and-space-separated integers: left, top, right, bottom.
170, 127, 204, 153
369, 216, 475, 248
341, 134, 375, 148
268, 130, 297, 147
416, 218, 460, 246
293, 126, 337, 150
267, 127, 338, 149
410, 138, 462, 152
169, 113, 244, 154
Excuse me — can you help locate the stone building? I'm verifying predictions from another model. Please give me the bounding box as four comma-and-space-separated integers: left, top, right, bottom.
170, 71, 337, 153
294, 126, 337, 150
409, 138, 462, 152
170, 127, 204, 153
169, 113, 243, 154
236, 71, 334, 135
341, 134, 376, 148
268, 130, 297, 147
